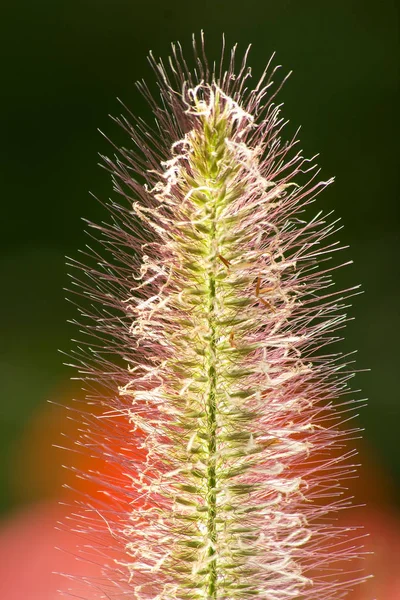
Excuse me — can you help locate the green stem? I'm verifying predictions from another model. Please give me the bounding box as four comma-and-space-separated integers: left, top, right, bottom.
201, 111, 227, 599
206, 208, 218, 598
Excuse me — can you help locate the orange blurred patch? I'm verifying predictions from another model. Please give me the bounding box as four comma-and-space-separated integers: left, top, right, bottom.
8, 386, 146, 508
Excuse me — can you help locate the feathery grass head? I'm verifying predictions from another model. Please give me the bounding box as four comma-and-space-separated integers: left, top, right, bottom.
66, 34, 368, 600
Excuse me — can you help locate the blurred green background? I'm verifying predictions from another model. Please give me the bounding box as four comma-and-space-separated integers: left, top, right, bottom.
0, 0, 398, 518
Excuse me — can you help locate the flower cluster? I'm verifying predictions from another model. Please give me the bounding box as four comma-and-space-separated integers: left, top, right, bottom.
66, 35, 368, 599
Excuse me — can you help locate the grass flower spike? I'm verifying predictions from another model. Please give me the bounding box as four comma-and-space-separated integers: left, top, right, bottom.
67, 35, 368, 600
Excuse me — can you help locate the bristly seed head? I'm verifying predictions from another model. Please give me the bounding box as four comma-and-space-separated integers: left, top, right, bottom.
66, 33, 369, 600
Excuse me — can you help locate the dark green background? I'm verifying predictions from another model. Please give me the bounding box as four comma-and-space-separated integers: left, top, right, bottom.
1, 1, 399, 515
